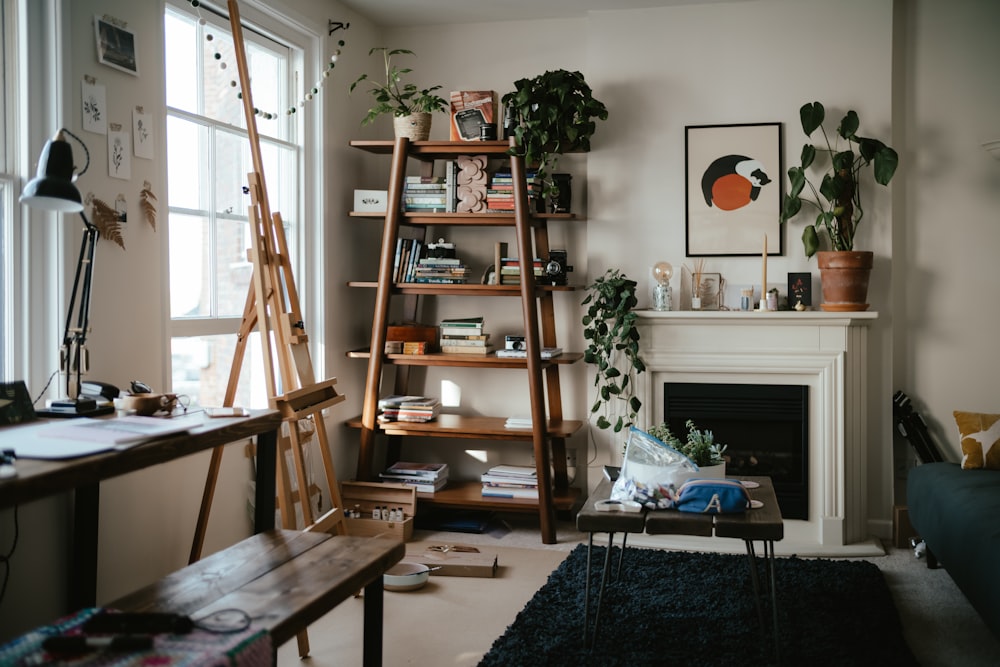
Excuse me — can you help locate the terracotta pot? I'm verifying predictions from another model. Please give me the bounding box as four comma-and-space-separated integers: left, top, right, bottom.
393, 113, 431, 141
816, 250, 873, 312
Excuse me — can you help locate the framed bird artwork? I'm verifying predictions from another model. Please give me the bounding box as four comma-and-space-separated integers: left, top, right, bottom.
685, 122, 782, 256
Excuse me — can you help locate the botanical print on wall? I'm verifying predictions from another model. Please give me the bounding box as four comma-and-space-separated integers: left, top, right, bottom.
81, 80, 107, 135
108, 126, 131, 180
133, 108, 153, 160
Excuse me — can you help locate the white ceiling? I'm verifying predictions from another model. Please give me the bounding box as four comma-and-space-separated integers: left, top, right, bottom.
337, 0, 742, 28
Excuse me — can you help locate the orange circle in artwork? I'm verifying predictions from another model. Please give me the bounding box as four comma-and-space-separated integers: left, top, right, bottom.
711, 174, 752, 211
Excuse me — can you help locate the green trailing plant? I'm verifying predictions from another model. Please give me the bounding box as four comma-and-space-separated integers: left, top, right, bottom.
647, 419, 727, 468
780, 101, 899, 257
349, 48, 447, 125
501, 69, 608, 195
582, 269, 644, 433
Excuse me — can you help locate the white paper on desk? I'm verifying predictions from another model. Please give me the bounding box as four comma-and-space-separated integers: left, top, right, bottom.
0, 417, 191, 459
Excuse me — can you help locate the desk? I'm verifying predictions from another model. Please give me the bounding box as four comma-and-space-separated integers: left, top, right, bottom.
0, 409, 282, 610
577, 476, 784, 659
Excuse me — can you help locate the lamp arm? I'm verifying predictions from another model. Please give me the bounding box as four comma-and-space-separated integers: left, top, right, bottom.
62, 211, 98, 400
59, 127, 91, 180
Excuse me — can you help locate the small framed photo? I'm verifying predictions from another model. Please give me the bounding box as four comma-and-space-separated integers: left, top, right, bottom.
787, 272, 812, 308
685, 122, 783, 257
695, 272, 723, 310
95, 16, 138, 76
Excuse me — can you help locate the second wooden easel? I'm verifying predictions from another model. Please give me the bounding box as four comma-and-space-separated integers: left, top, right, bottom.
187, 0, 347, 658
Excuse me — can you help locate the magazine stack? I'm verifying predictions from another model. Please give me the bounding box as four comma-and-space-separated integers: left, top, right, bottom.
481, 464, 538, 500
377, 395, 441, 423
379, 461, 449, 495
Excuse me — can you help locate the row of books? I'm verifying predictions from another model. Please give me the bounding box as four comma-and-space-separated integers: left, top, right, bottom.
402, 168, 544, 215
439, 316, 495, 356
481, 464, 538, 499
377, 395, 441, 423
379, 460, 449, 495
403, 175, 449, 213
391, 238, 470, 284
486, 169, 542, 212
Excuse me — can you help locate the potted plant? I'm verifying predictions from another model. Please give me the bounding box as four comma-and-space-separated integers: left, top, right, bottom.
350, 48, 448, 141
647, 419, 728, 475
780, 101, 899, 310
582, 269, 645, 434
501, 69, 608, 207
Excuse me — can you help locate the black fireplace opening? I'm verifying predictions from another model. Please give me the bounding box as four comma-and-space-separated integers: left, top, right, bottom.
663, 382, 808, 520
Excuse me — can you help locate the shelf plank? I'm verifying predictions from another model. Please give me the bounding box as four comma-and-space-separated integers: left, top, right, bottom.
416, 480, 581, 513
348, 211, 576, 224
345, 282, 576, 295
345, 350, 583, 367
345, 414, 583, 440
351, 139, 513, 159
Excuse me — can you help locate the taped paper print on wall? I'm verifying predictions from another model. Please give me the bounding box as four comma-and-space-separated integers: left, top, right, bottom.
686, 123, 782, 256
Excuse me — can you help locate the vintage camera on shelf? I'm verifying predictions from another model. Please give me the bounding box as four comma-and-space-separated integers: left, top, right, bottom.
426, 238, 456, 259
540, 249, 572, 286
505, 335, 526, 351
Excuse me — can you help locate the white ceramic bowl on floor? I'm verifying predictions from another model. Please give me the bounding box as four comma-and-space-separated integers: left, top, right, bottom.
383, 562, 431, 591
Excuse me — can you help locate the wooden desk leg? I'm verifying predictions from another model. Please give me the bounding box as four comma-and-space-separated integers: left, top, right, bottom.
254, 428, 277, 534
362, 576, 384, 667
69, 483, 99, 611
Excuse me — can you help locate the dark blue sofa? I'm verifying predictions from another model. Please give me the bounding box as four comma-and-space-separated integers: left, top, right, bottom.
907, 462, 1000, 639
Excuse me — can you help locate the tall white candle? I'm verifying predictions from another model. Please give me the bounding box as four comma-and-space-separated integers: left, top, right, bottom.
762, 233, 768, 308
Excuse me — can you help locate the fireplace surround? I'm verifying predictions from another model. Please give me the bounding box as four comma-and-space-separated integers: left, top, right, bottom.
625, 310, 881, 556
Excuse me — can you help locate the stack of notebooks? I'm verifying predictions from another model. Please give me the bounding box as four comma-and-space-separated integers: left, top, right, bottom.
439, 317, 494, 355
413, 255, 470, 284
495, 346, 562, 359
377, 395, 441, 423
379, 460, 449, 495
481, 464, 539, 499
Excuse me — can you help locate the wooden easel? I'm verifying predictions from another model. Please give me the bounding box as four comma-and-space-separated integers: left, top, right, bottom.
188, 1, 347, 657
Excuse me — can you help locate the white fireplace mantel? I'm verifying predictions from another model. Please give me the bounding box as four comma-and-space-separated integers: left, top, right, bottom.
627, 309, 881, 557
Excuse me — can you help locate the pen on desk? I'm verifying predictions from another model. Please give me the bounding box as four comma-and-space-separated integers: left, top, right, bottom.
42, 634, 154, 653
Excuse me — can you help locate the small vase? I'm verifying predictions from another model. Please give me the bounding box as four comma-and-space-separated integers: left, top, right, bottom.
695, 462, 726, 479
690, 296, 702, 310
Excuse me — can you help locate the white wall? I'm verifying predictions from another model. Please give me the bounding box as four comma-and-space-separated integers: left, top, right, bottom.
4, 0, 999, 642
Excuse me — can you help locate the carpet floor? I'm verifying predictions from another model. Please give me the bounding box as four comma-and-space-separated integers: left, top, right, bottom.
479, 544, 917, 666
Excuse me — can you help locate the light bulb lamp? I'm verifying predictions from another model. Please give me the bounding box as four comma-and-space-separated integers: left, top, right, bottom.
652, 261, 673, 311
20, 129, 102, 415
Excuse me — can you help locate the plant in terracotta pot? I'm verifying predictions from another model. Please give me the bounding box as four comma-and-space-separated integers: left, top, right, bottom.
350, 48, 447, 140
501, 69, 608, 207
582, 269, 644, 435
780, 101, 899, 310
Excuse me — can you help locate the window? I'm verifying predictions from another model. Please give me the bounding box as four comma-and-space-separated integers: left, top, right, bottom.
164, 1, 302, 408
0, 0, 17, 379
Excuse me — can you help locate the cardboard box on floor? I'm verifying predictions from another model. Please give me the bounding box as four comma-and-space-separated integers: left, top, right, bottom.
405, 543, 498, 577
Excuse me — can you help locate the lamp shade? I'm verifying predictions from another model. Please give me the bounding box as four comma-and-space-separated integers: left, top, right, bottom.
20, 132, 84, 213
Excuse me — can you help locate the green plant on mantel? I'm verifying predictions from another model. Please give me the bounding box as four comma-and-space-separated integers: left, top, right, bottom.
349, 48, 447, 125
582, 269, 644, 433
780, 101, 899, 257
647, 419, 727, 468
501, 69, 608, 194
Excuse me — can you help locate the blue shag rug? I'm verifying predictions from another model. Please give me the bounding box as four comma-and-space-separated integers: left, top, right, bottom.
479, 544, 917, 666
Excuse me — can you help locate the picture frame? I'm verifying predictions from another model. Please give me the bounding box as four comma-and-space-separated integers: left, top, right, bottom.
95, 16, 138, 76
685, 123, 783, 257
695, 272, 723, 310
787, 272, 813, 308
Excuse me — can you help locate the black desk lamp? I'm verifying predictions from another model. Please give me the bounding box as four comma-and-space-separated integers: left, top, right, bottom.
20, 129, 102, 414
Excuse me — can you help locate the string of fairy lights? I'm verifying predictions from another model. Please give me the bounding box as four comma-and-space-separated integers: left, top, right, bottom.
187, 0, 345, 119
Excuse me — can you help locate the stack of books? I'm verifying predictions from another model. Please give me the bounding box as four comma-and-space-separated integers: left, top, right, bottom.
403, 176, 448, 213
379, 460, 449, 495
499, 257, 545, 285
413, 256, 470, 284
504, 416, 533, 429
496, 346, 563, 359
486, 169, 541, 212
439, 317, 494, 355
481, 464, 539, 499
377, 395, 441, 423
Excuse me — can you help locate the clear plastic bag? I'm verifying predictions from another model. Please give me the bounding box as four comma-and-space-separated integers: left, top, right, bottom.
610, 426, 699, 509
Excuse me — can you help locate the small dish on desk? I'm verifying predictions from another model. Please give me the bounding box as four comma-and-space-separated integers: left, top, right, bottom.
383, 562, 432, 591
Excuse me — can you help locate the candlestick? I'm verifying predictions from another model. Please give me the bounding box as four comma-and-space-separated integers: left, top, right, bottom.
760, 233, 768, 310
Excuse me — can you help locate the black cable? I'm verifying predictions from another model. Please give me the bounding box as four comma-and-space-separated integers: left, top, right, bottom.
0, 504, 19, 605
31, 371, 59, 407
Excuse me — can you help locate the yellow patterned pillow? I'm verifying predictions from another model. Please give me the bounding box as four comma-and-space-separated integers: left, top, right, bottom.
954, 411, 1000, 470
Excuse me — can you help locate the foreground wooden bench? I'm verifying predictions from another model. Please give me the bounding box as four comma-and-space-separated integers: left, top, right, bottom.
108, 529, 404, 666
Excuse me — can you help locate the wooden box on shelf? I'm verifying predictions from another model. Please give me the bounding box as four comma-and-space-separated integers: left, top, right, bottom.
341, 481, 417, 541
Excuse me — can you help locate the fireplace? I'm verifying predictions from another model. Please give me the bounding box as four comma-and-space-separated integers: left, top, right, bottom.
621, 310, 881, 555
663, 382, 808, 519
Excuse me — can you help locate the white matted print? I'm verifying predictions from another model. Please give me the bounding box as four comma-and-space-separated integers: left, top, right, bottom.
95, 16, 138, 76
685, 123, 783, 257
81, 80, 107, 135
132, 109, 153, 160
108, 127, 131, 180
